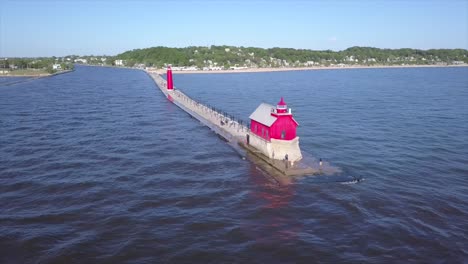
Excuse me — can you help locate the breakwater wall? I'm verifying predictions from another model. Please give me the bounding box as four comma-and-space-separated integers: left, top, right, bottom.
148, 72, 248, 142
146, 71, 318, 176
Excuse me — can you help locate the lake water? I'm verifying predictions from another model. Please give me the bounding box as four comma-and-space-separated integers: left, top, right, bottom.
1, 65, 467, 263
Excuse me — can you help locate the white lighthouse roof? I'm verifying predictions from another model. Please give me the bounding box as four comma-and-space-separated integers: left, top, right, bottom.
249, 103, 277, 127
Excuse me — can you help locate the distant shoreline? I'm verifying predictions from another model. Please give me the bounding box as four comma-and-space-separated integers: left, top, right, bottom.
0, 70, 73, 78
0, 73, 50, 78
156, 64, 468, 75
4, 64, 463, 78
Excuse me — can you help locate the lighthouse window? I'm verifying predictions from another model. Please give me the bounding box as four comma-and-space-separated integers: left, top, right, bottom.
266, 130, 269, 138
261, 127, 264, 136
281, 130, 286, 139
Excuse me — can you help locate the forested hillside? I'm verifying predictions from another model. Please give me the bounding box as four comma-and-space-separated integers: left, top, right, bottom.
114, 46, 468, 68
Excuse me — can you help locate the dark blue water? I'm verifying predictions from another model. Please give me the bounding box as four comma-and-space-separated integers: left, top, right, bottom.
1, 65, 467, 263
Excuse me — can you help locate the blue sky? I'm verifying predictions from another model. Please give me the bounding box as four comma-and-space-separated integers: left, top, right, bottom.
1, 0, 467, 57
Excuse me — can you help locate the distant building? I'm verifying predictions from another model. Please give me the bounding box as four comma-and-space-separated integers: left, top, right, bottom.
115, 60, 125, 66
229, 66, 248, 70
346, 56, 355, 62
74, 58, 87, 64
52, 64, 62, 70
171, 66, 199, 71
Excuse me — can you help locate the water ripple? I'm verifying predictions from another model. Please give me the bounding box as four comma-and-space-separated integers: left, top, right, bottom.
0, 66, 467, 263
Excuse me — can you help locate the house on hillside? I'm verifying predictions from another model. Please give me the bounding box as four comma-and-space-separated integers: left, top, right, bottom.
115, 60, 125, 66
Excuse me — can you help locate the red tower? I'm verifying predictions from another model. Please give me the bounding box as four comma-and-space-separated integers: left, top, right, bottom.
167, 66, 173, 90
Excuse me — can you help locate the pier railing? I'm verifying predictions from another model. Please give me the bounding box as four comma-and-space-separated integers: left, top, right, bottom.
172, 88, 249, 133
151, 73, 250, 135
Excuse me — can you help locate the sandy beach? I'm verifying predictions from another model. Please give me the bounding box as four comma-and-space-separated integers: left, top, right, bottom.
148, 64, 467, 75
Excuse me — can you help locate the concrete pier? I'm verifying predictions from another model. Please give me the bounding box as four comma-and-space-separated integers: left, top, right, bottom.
147, 71, 318, 176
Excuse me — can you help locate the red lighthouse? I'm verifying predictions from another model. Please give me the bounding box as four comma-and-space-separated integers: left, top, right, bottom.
249, 97, 299, 141
167, 66, 174, 90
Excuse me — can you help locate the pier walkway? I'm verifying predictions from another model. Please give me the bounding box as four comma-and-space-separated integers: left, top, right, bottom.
147, 71, 319, 176
148, 72, 248, 140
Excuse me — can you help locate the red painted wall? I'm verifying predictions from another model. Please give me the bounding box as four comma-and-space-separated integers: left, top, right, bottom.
250, 115, 297, 141
250, 120, 271, 141
270, 116, 297, 140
